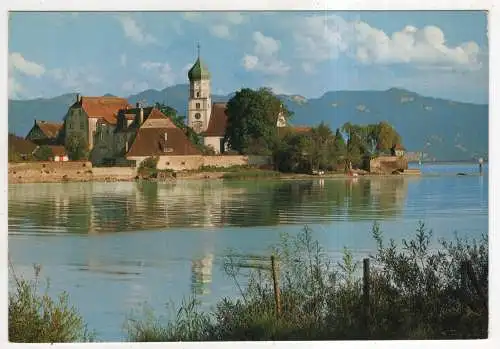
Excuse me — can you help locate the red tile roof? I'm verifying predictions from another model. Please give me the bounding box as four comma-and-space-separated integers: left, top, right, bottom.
80, 96, 131, 125
204, 103, 228, 137
35, 121, 63, 139
146, 109, 177, 126
48, 145, 67, 156
127, 127, 201, 157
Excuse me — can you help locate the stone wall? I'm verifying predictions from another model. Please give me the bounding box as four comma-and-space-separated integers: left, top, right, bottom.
8, 161, 136, 184
369, 156, 408, 174
129, 155, 272, 171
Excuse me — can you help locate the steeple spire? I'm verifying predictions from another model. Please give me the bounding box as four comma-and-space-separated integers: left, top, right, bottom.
197, 42, 201, 58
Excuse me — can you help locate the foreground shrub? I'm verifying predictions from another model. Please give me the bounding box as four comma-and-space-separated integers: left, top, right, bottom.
127, 223, 488, 341
8, 262, 94, 343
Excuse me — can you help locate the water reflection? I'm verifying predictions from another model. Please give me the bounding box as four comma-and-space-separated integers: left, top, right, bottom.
8, 178, 412, 235
191, 254, 214, 296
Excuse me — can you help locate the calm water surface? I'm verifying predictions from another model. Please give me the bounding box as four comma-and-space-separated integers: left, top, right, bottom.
8, 163, 488, 341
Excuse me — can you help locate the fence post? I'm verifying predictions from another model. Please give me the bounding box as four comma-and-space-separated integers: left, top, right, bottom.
363, 258, 371, 336
271, 255, 281, 318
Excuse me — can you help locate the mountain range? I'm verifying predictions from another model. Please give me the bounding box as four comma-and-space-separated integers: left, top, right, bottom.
8, 85, 488, 161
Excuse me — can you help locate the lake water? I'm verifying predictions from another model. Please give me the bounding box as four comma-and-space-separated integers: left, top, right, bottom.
8, 163, 488, 341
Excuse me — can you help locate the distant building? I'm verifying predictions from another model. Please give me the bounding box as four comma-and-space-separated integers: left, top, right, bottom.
26, 120, 64, 145
64, 94, 131, 151
391, 144, 406, 157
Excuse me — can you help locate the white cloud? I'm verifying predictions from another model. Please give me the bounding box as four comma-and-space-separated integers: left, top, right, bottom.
183, 12, 245, 39
141, 61, 177, 86
120, 54, 127, 67
117, 15, 157, 45
242, 32, 290, 76
210, 24, 231, 39
49, 67, 102, 90
8, 77, 24, 99
294, 15, 482, 72
9, 52, 46, 77
242, 55, 259, 70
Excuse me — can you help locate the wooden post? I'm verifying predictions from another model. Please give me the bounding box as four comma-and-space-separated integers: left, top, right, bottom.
363, 258, 371, 335
271, 255, 281, 318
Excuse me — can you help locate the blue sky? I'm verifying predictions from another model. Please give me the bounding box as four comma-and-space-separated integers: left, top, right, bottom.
8, 11, 488, 103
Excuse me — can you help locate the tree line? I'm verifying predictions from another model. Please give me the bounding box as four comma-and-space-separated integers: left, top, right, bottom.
223, 87, 403, 173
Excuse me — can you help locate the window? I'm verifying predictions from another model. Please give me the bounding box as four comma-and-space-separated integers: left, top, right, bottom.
80, 121, 85, 129
69, 123, 73, 129
196, 92, 200, 97
195, 113, 201, 120
196, 103, 200, 109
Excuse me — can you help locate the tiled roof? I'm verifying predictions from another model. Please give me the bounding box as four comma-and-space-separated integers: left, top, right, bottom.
204, 103, 227, 137
35, 121, 63, 139
9, 134, 38, 155
80, 96, 130, 125
141, 108, 178, 129
394, 144, 405, 150
47, 145, 67, 156
127, 127, 201, 157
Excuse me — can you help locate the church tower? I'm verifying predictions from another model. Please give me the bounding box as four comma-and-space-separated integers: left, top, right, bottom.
187, 44, 212, 134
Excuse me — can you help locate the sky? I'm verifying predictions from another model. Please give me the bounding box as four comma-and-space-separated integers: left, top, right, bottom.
8, 11, 489, 103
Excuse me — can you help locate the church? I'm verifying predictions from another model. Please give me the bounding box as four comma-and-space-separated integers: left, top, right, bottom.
24, 47, 301, 167
186, 50, 228, 154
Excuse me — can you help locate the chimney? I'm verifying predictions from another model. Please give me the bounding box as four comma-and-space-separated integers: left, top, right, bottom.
136, 102, 140, 108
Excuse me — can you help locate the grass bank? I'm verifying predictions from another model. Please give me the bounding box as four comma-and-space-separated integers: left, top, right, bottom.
126, 223, 488, 341
9, 223, 487, 342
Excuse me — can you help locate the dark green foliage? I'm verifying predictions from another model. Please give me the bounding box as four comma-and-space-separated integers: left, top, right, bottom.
225, 88, 292, 155
33, 145, 54, 161
127, 223, 488, 341
65, 134, 88, 160
8, 262, 94, 343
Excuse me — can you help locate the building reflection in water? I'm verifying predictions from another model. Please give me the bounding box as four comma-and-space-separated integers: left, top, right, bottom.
8, 177, 412, 234
191, 254, 214, 296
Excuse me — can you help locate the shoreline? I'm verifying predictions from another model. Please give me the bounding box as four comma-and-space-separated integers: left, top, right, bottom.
8, 170, 424, 185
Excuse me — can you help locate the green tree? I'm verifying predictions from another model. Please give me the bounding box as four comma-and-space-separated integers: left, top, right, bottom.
65, 134, 88, 160
333, 128, 346, 158
33, 145, 54, 161
225, 87, 292, 155
376, 121, 401, 153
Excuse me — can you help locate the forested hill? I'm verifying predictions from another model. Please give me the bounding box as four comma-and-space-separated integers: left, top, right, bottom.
8, 86, 488, 161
